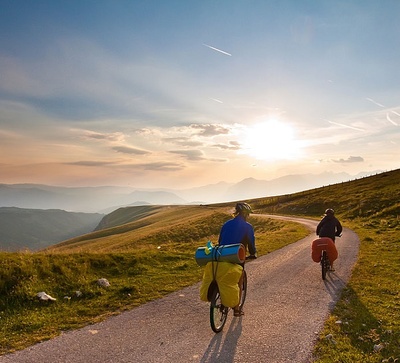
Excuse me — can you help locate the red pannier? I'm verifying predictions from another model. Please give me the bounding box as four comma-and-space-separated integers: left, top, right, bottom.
311, 237, 338, 265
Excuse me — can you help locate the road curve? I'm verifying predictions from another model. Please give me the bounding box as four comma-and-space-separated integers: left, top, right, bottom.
0, 215, 359, 363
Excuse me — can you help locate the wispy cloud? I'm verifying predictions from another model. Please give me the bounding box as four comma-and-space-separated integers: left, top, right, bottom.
136, 162, 183, 171
65, 160, 116, 166
112, 146, 150, 155
169, 150, 205, 161
162, 137, 203, 147
332, 156, 364, 164
190, 124, 231, 136
82, 130, 125, 142
327, 120, 365, 132
212, 141, 241, 150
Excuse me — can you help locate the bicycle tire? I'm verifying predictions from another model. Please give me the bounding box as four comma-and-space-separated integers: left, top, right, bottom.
321, 251, 328, 280
210, 286, 228, 333
238, 269, 247, 310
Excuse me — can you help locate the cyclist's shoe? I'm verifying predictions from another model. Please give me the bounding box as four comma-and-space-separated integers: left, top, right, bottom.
234, 309, 244, 317
246, 255, 257, 260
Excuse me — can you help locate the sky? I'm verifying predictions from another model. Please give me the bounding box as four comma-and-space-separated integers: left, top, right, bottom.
1, 0, 399, 190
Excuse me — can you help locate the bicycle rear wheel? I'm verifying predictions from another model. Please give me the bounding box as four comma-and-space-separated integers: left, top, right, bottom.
321, 251, 329, 280
210, 286, 228, 333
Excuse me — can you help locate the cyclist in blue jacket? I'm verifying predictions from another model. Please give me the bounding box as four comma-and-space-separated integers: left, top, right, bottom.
218, 202, 257, 316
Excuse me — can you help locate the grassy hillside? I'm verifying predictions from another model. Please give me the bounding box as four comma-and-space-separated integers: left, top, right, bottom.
0, 204, 308, 354
249, 169, 399, 221
248, 169, 400, 362
0, 169, 399, 361
0, 208, 103, 251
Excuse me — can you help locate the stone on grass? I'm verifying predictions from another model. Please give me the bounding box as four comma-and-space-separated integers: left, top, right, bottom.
37, 292, 56, 301
97, 278, 110, 288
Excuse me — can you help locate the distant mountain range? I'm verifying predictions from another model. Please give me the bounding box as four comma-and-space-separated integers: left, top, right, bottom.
0, 169, 387, 251
0, 207, 103, 252
0, 171, 382, 213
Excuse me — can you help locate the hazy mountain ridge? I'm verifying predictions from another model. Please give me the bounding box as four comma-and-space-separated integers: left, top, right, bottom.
0, 207, 104, 252
0, 171, 381, 213
0, 169, 391, 252
48, 169, 400, 254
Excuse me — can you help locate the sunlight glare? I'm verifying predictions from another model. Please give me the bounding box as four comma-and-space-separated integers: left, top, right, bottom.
241, 120, 301, 161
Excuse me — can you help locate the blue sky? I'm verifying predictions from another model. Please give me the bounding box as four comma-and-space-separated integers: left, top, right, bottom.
1, 0, 399, 189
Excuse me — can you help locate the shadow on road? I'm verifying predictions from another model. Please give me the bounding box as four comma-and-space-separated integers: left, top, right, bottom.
323, 272, 347, 308
201, 316, 242, 363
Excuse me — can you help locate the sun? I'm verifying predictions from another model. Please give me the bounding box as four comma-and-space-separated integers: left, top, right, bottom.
241, 120, 301, 161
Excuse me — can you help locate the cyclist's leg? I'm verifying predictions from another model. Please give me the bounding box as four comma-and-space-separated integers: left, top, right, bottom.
330, 239, 336, 271
234, 269, 244, 316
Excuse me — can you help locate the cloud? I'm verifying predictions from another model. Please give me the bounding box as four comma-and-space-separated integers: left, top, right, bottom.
190, 124, 231, 136
112, 146, 150, 155
82, 131, 125, 142
212, 141, 241, 150
162, 137, 203, 147
135, 162, 183, 171
169, 150, 205, 161
65, 160, 116, 166
332, 156, 364, 164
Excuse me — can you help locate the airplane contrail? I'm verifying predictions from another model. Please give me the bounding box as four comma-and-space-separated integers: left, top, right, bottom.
386, 113, 398, 126
390, 110, 400, 117
210, 97, 223, 103
202, 43, 232, 56
328, 120, 365, 131
366, 97, 385, 108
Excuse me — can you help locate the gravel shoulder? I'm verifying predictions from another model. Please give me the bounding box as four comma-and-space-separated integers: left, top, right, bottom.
0, 215, 359, 363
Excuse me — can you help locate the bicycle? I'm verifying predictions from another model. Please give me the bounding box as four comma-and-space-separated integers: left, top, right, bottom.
209, 269, 247, 333
319, 235, 341, 280
209, 255, 255, 333
320, 249, 330, 280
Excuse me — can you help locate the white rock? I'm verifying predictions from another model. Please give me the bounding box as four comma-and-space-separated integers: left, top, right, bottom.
97, 278, 110, 287
325, 334, 336, 344
373, 343, 384, 352
37, 292, 56, 301
75, 290, 83, 297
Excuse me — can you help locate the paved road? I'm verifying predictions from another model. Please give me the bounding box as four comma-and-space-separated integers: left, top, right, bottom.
0, 215, 359, 363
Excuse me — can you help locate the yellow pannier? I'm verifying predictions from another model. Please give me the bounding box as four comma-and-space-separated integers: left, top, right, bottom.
200, 261, 243, 308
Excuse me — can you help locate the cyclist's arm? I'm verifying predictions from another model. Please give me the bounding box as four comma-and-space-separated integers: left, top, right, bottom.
246, 224, 256, 256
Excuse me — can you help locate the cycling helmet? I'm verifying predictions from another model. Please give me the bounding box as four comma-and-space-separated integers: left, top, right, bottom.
235, 202, 253, 215
325, 208, 335, 215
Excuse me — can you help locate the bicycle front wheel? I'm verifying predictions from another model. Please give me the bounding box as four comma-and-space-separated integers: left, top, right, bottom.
210, 287, 228, 333
238, 269, 247, 310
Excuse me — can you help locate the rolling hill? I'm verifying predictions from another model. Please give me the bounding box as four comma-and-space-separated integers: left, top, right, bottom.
1, 169, 398, 359
0, 170, 381, 212
47, 169, 399, 254
0, 207, 103, 251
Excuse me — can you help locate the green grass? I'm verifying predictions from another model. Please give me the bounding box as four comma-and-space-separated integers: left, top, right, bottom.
312, 221, 399, 363
1, 168, 399, 359
0, 250, 205, 353
248, 169, 400, 362
0, 211, 308, 354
